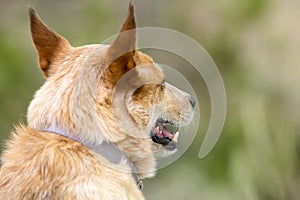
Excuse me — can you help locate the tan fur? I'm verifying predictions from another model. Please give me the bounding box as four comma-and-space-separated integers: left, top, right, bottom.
0, 4, 194, 199
0, 126, 143, 200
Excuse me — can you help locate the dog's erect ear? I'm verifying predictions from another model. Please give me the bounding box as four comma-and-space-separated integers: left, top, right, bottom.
106, 2, 136, 69
29, 7, 71, 77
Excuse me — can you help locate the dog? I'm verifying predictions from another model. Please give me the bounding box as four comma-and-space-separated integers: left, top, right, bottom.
0, 3, 195, 199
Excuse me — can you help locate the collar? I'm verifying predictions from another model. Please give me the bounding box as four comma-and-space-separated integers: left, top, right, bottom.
42, 125, 143, 190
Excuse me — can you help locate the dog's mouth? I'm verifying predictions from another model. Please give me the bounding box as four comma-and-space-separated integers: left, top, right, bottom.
150, 118, 180, 151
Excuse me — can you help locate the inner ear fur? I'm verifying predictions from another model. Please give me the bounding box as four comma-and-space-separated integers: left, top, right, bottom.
106, 2, 137, 70
29, 7, 71, 77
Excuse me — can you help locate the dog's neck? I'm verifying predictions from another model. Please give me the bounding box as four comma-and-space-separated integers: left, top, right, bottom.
42, 125, 143, 190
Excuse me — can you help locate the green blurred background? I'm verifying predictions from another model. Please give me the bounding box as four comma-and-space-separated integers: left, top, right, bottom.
0, 0, 299, 199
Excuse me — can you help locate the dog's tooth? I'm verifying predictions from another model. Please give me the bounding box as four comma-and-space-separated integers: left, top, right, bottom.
155, 126, 160, 132
173, 131, 179, 142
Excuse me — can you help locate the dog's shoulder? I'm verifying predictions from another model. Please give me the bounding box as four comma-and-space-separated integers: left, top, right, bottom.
0, 125, 144, 200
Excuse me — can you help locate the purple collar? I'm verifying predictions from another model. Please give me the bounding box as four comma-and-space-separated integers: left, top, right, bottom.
41, 125, 143, 190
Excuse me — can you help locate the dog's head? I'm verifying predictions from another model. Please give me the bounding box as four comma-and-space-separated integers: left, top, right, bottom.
27, 4, 195, 177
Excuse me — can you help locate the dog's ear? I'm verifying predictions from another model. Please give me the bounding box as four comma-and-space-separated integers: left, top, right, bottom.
29, 7, 71, 77
106, 2, 136, 70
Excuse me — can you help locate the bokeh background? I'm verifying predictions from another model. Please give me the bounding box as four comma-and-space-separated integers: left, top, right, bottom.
0, 0, 299, 199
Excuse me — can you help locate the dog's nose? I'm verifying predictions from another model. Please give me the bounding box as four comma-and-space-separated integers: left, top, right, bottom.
189, 96, 197, 108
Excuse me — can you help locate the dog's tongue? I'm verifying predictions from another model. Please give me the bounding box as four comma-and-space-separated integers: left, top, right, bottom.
162, 128, 174, 139
156, 123, 174, 140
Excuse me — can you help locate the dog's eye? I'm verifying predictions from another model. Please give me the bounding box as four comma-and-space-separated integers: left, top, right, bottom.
158, 81, 165, 92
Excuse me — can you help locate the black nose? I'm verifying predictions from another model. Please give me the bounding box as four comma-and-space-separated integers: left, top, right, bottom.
189, 96, 197, 108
